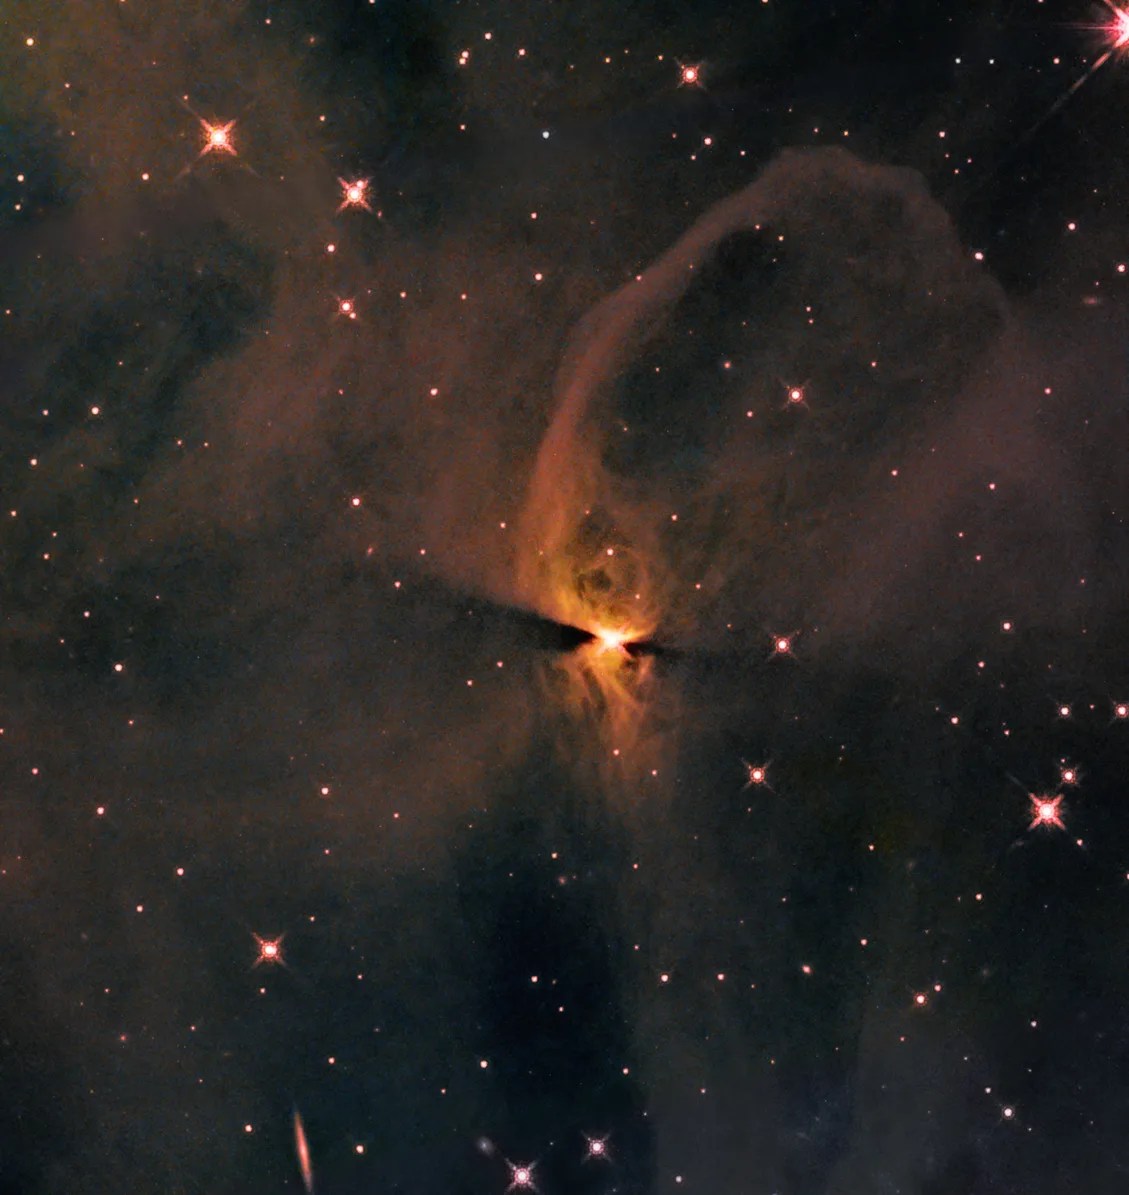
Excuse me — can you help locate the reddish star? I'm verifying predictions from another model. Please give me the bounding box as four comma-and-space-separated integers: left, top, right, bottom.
741, 760, 772, 790
1109, 5, 1129, 49
677, 61, 703, 87
583, 1134, 611, 1163
1028, 794, 1065, 831
337, 177, 373, 213
506, 1162, 537, 1193
199, 118, 237, 158
769, 632, 796, 659
253, 933, 285, 967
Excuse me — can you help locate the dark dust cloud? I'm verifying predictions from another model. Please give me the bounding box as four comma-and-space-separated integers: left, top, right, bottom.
2, 1, 1129, 1193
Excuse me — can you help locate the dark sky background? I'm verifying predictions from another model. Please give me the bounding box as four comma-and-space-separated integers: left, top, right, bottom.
3, 1, 1129, 1193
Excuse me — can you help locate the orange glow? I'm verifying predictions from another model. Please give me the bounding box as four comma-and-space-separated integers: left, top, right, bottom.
595, 626, 629, 653
521, 526, 660, 764
515, 434, 662, 766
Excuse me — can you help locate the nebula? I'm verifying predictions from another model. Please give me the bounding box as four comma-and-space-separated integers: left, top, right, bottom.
514, 147, 1011, 773
3, 7, 1129, 1189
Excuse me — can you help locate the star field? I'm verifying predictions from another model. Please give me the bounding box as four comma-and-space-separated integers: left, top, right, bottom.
2, 2, 1129, 1193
